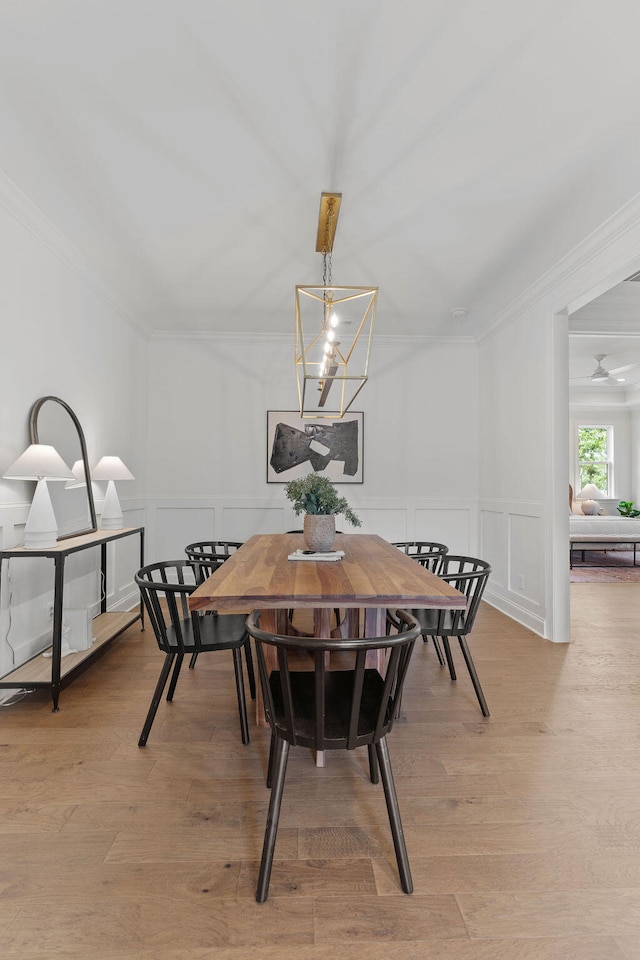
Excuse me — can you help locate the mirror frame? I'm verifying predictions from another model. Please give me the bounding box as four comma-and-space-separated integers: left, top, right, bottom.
29, 395, 97, 539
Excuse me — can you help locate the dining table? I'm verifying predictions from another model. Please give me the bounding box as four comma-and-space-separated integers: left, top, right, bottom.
189, 532, 467, 740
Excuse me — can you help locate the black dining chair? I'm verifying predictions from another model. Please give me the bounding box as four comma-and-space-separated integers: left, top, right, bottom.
392, 541, 449, 569
183, 540, 253, 681
392, 541, 449, 664
405, 555, 491, 717
184, 540, 243, 576
245, 607, 421, 903
135, 559, 255, 747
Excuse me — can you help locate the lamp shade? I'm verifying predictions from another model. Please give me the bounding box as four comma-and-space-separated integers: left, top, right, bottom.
91, 456, 134, 481
3, 444, 74, 481
577, 483, 605, 499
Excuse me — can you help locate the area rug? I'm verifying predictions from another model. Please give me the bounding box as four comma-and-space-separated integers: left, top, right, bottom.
570, 550, 640, 582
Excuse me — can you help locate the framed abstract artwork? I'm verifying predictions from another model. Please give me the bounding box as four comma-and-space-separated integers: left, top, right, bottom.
267, 411, 364, 483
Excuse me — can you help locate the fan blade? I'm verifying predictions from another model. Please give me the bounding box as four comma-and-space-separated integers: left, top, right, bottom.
608, 361, 640, 375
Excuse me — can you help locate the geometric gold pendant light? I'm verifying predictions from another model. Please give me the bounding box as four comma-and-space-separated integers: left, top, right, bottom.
295, 192, 378, 419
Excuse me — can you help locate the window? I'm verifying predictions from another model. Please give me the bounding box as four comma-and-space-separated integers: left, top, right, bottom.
577, 425, 612, 495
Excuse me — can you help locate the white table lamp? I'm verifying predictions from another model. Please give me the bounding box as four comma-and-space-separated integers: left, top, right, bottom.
65, 459, 87, 489
92, 456, 134, 530
3, 444, 75, 548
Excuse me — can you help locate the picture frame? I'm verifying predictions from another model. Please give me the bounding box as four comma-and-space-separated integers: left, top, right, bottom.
267, 411, 364, 483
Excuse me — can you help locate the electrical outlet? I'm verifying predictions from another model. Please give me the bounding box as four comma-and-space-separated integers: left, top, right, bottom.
48, 603, 55, 619
518, 574, 525, 590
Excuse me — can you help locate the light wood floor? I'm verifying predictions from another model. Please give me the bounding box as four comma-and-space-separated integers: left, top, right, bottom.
1, 584, 639, 959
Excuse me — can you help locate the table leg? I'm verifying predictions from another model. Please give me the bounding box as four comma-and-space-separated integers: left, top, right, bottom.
364, 607, 387, 673
313, 608, 334, 767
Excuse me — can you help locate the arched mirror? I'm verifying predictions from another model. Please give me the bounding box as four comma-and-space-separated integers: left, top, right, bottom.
29, 396, 97, 539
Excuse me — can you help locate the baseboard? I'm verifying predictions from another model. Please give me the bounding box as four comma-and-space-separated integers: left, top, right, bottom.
483, 589, 547, 639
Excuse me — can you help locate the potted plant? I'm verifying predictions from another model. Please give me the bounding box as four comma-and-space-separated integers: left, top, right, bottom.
284, 472, 361, 551
617, 500, 640, 518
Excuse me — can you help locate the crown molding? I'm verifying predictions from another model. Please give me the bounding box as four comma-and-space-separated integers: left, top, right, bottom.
569, 321, 640, 337
0, 168, 152, 339
477, 191, 640, 346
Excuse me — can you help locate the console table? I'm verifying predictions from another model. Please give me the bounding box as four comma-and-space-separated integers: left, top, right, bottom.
0, 526, 144, 710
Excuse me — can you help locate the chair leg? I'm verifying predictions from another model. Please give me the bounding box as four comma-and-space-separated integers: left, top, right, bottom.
375, 736, 413, 894
188, 652, 198, 669
138, 652, 175, 747
441, 637, 457, 681
266, 730, 275, 788
422, 632, 445, 666
256, 736, 289, 903
368, 743, 379, 784
232, 647, 250, 745
458, 637, 490, 717
166, 652, 184, 702
431, 636, 445, 666
243, 635, 256, 700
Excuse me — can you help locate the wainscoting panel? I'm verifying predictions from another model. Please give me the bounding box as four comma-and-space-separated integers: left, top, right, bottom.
480, 500, 545, 637
155, 506, 216, 559
357, 508, 408, 543
222, 506, 286, 540
508, 512, 541, 602
480, 509, 507, 589
149, 499, 477, 561
415, 508, 473, 555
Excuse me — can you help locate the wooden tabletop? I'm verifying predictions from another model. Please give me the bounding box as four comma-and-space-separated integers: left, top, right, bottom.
189, 533, 466, 613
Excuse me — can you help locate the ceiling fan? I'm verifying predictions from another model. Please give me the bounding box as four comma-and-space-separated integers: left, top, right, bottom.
571, 354, 635, 385
589, 355, 612, 383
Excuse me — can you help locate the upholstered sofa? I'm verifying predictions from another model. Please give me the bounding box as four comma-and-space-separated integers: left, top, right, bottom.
570, 515, 640, 536
570, 515, 640, 565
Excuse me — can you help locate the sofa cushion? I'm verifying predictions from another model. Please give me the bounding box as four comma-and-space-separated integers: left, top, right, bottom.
570, 516, 640, 535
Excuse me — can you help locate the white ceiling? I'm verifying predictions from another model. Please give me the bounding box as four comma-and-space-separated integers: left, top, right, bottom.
569, 282, 640, 392
3, 1, 640, 338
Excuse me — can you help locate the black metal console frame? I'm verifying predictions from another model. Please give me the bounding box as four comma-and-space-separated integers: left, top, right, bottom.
0, 526, 144, 710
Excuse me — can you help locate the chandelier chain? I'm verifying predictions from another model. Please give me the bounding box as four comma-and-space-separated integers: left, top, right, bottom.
322, 250, 332, 287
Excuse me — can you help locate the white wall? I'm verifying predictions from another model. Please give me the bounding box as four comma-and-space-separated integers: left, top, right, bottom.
146, 334, 480, 561
0, 185, 148, 680
478, 193, 640, 641
476, 306, 550, 636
